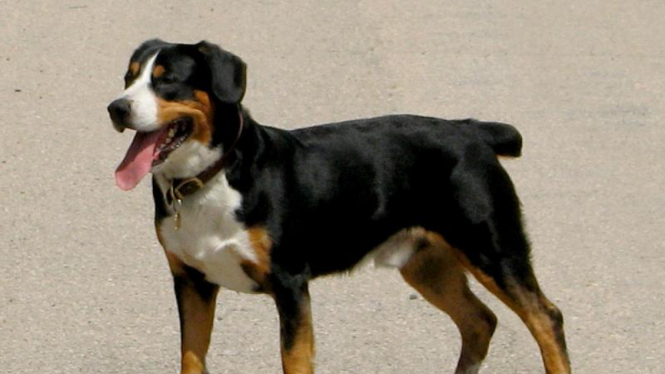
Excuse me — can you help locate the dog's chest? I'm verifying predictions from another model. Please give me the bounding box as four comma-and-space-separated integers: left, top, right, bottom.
156, 175, 259, 293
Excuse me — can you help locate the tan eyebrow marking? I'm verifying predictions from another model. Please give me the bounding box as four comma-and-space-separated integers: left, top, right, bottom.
128, 61, 140, 76
152, 65, 166, 78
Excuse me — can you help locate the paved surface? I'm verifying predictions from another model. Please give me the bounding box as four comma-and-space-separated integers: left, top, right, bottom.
1, 1, 663, 373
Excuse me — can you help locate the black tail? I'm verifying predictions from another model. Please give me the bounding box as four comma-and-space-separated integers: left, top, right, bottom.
463, 119, 523, 157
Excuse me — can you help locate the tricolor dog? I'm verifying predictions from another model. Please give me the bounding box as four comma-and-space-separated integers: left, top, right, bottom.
107, 39, 571, 374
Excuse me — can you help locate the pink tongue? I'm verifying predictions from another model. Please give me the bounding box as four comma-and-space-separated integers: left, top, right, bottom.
115, 130, 162, 190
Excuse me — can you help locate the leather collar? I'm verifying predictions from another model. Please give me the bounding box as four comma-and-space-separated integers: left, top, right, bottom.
165, 110, 244, 205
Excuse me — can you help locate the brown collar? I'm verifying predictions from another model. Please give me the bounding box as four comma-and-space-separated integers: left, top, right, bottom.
165, 111, 244, 206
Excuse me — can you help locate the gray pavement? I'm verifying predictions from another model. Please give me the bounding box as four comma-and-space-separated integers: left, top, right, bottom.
1, 1, 663, 373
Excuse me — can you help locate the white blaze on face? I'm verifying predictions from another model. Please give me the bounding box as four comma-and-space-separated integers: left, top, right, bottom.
115, 53, 159, 132
114, 52, 165, 191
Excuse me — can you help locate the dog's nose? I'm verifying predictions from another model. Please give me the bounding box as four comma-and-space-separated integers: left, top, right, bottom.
107, 98, 131, 131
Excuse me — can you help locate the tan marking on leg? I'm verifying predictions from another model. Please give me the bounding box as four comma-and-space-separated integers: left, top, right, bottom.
178, 287, 218, 374
241, 226, 273, 292
280, 295, 315, 374
181, 351, 205, 374
456, 251, 571, 374
158, 226, 219, 374
400, 232, 496, 374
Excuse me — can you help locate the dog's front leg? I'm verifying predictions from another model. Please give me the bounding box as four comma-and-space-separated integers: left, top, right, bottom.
167, 252, 220, 374
272, 271, 315, 374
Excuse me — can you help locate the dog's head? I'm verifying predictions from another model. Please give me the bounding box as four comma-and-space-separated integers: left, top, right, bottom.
108, 39, 246, 190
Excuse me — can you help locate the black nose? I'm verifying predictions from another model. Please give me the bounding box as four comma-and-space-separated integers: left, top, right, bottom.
107, 98, 131, 127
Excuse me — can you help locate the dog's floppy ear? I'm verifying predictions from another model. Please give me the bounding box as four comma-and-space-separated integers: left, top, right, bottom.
196, 41, 247, 104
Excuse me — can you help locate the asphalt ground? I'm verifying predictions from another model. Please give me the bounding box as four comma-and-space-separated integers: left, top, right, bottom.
1, 1, 663, 373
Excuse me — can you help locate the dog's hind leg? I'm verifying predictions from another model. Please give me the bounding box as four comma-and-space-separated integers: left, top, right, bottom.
400, 233, 497, 374
460, 253, 570, 374
446, 154, 571, 374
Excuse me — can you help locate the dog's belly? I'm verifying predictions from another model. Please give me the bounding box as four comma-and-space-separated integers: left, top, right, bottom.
156, 175, 259, 293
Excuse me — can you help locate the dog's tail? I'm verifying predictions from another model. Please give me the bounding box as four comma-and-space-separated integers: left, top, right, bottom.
463, 119, 523, 158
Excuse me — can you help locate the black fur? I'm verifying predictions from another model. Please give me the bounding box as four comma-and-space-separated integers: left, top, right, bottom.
127, 40, 529, 288
224, 114, 527, 283
110, 40, 572, 373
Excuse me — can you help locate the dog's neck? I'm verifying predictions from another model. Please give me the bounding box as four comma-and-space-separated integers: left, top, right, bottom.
152, 107, 245, 201
152, 141, 223, 181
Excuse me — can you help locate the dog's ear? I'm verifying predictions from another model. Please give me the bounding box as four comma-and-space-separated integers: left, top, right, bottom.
196, 41, 247, 104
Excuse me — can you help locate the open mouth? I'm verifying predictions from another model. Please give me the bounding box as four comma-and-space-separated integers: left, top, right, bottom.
115, 118, 193, 191
153, 118, 193, 166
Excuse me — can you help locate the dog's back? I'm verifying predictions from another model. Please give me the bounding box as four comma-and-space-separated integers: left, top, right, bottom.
291, 115, 522, 158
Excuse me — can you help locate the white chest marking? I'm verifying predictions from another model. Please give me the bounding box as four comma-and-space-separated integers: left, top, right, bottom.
157, 174, 259, 293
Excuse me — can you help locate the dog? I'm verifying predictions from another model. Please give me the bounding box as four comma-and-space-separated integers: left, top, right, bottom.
107, 39, 571, 374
